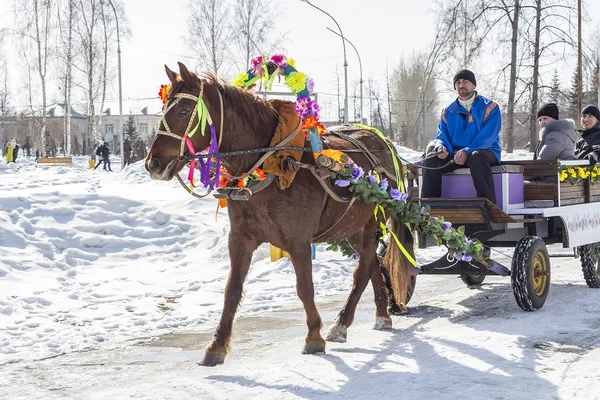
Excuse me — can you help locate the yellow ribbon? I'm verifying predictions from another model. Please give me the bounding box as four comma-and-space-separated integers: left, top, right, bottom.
373, 205, 417, 267
354, 123, 405, 193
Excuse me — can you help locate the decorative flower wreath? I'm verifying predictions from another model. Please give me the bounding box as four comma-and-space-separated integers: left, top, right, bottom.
233, 54, 325, 147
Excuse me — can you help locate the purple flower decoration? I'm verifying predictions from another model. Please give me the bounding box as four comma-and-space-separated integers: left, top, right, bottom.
352, 252, 360, 260
294, 97, 310, 119
309, 100, 319, 118
335, 178, 351, 187
463, 254, 473, 262
379, 178, 389, 191
367, 173, 377, 185
441, 221, 452, 232
306, 76, 315, 92
431, 217, 437, 221
350, 165, 364, 182
453, 252, 463, 261
420, 206, 426, 213
390, 189, 408, 201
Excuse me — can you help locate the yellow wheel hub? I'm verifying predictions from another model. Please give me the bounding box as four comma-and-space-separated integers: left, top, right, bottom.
532, 251, 548, 296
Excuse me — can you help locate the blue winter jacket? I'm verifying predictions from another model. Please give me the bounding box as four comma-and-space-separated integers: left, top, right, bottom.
433, 93, 502, 162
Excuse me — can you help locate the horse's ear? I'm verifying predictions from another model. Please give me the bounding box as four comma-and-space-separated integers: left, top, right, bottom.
177, 62, 195, 85
165, 65, 177, 85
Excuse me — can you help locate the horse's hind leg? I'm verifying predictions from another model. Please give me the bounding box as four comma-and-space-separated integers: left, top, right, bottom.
326, 222, 391, 343
288, 241, 326, 355
200, 232, 260, 367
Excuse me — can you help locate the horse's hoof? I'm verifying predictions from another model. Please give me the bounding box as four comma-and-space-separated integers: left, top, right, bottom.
325, 322, 347, 343
302, 340, 326, 354
198, 352, 225, 367
373, 316, 393, 330
388, 302, 408, 316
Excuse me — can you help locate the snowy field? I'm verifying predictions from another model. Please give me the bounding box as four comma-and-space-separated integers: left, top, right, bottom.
1, 155, 599, 400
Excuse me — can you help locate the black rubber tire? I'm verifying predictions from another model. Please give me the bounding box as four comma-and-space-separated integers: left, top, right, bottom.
460, 274, 486, 286
511, 236, 550, 311
578, 244, 600, 288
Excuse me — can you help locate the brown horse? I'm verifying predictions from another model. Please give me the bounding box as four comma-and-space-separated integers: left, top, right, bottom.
146, 62, 414, 366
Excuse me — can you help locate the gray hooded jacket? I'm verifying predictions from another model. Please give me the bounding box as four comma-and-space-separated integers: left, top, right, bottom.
534, 119, 577, 160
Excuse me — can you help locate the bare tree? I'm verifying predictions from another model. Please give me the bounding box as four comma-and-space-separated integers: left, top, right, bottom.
186, 0, 232, 77
57, 0, 75, 155
0, 55, 9, 150
15, 0, 54, 155
232, 0, 282, 70
391, 53, 439, 149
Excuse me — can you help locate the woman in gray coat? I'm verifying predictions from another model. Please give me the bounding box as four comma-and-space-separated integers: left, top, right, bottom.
529, 103, 576, 184
534, 102, 576, 161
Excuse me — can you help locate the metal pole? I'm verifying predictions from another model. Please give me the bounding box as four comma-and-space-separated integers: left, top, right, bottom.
577, 0, 583, 119
301, 0, 348, 124
108, 0, 124, 169
326, 27, 362, 123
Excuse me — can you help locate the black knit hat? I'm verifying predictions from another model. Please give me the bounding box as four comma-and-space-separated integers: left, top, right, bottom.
537, 102, 559, 120
582, 104, 600, 122
453, 69, 476, 88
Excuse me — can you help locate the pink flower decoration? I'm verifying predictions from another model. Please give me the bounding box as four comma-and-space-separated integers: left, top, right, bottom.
270, 54, 287, 69
250, 56, 264, 73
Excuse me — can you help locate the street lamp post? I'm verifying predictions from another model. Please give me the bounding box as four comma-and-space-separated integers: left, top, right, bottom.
300, 0, 348, 124
326, 27, 362, 123
107, 0, 124, 169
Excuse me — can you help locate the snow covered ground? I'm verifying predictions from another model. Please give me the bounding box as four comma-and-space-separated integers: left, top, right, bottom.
1, 155, 599, 400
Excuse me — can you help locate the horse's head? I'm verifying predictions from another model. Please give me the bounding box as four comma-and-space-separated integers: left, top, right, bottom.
145, 62, 215, 180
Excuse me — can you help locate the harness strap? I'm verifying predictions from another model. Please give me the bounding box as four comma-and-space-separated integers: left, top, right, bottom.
220, 119, 303, 180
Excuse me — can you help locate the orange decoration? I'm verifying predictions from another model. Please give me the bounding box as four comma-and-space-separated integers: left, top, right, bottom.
158, 84, 169, 104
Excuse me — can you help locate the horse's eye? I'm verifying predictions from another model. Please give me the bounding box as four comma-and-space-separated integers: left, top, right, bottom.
179, 109, 189, 116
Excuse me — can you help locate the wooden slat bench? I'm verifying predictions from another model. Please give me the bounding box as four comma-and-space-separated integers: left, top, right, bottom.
36, 157, 73, 167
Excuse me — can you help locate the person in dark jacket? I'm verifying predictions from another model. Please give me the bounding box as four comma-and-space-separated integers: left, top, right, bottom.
123, 137, 132, 166
101, 142, 112, 171
534, 102, 576, 161
422, 69, 502, 203
94, 143, 104, 169
575, 104, 600, 164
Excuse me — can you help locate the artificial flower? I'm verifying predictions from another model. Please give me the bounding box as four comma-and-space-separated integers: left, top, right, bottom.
306, 76, 315, 93
287, 58, 296, 69
158, 84, 169, 104
270, 54, 287, 70
285, 71, 307, 94
250, 55, 264, 73
379, 178, 388, 191
233, 72, 249, 87
350, 165, 364, 182
335, 178, 351, 187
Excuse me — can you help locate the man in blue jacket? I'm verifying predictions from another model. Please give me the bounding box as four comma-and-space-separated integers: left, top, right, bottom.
421, 69, 502, 203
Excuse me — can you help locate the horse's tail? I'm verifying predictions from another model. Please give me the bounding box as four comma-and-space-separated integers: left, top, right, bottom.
382, 217, 415, 311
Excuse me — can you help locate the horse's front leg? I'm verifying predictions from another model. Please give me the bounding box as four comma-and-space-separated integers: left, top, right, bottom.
200, 232, 260, 367
289, 241, 326, 355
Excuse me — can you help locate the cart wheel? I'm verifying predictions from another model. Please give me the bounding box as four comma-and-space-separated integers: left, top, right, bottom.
460, 274, 486, 286
578, 244, 600, 288
511, 236, 550, 311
